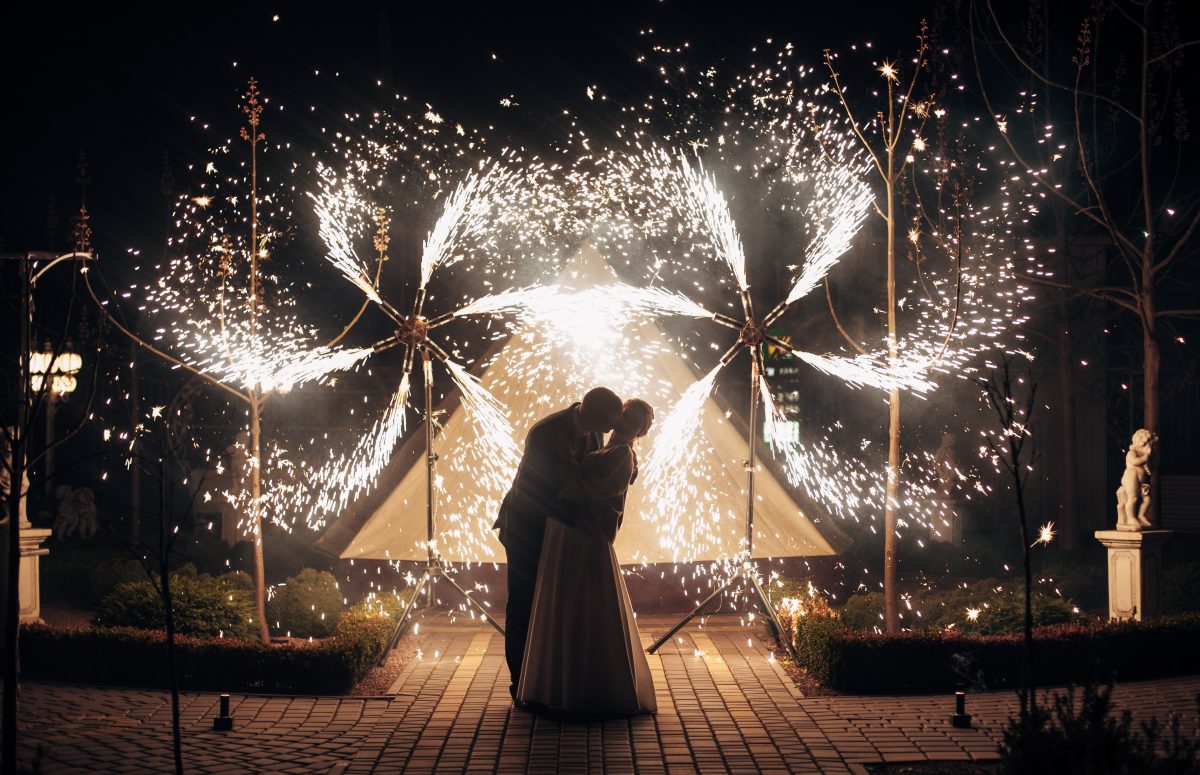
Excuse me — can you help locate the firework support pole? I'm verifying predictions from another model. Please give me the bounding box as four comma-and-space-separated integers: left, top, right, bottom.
377, 347, 504, 666
646, 565, 797, 662
648, 348, 798, 662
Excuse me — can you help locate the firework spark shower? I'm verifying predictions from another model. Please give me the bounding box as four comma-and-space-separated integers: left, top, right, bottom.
80, 34, 1038, 593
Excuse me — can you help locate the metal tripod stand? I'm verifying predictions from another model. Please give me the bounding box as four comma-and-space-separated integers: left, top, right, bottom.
647, 289, 799, 661
378, 339, 504, 665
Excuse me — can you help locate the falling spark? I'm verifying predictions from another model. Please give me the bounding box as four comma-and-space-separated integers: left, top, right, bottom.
1033, 521, 1056, 547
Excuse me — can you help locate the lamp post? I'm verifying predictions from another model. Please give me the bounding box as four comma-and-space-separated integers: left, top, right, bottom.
30, 341, 82, 503
0, 250, 94, 621
1, 225, 96, 772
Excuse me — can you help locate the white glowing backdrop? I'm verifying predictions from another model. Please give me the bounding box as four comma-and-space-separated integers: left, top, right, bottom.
330, 244, 845, 564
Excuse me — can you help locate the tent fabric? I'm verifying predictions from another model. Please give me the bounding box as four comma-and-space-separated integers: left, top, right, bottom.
316, 245, 848, 564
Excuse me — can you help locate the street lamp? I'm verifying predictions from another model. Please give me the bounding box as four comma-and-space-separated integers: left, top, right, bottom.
29, 342, 82, 501
0, 247, 95, 628
30, 344, 82, 397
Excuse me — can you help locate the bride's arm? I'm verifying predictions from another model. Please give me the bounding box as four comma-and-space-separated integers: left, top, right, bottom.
560, 447, 632, 503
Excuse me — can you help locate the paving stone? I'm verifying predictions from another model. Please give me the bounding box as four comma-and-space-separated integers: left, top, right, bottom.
14, 613, 1200, 773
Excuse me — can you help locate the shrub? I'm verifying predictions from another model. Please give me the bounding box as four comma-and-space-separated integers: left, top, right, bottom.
18, 604, 396, 694
267, 568, 343, 637
93, 571, 255, 640
1035, 559, 1108, 614
1163, 562, 1200, 616
766, 582, 839, 648
222, 570, 255, 592
785, 614, 1200, 694
350, 589, 414, 621
838, 580, 1079, 634
1000, 682, 1200, 774
333, 608, 399, 677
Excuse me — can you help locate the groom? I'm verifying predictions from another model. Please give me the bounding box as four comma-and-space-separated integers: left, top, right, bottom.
494, 386, 624, 702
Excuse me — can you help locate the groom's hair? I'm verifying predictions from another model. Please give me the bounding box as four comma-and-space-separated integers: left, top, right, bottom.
580, 387, 623, 426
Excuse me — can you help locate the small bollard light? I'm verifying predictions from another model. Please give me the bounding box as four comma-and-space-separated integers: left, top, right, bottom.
950, 690, 972, 728
213, 693, 234, 731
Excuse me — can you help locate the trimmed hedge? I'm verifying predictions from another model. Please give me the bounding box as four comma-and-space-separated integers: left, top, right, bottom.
791, 613, 1200, 694
20, 608, 396, 695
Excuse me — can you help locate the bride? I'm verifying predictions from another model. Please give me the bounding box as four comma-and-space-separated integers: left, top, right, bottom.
517, 399, 657, 717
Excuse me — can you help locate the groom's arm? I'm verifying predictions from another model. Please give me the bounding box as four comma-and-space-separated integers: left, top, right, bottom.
535, 424, 584, 529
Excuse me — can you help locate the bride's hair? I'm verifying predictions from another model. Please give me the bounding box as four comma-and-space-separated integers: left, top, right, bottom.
616, 399, 654, 440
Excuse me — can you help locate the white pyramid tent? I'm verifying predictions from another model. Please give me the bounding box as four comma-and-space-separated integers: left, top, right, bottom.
317, 245, 847, 564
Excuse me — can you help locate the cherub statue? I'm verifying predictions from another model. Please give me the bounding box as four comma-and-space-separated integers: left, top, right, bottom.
53, 484, 99, 539
0, 429, 30, 527
1115, 428, 1158, 531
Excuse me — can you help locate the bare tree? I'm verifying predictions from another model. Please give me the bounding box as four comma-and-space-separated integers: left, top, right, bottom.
83, 80, 379, 645
108, 409, 216, 775
978, 357, 1039, 717
822, 23, 968, 631
972, 0, 1200, 511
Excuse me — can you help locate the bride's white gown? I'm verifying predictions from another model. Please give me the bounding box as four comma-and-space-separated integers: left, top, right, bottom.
517, 444, 656, 716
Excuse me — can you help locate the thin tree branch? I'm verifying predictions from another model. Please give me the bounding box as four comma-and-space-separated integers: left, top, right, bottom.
1154, 205, 1200, 275
1148, 39, 1200, 65
823, 275, 868, 355
824, 50, 887, 180
83, 269, 250, 404
984, 0, 1141, 122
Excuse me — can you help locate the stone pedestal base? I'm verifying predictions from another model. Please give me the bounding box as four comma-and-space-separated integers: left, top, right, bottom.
19, 526, 52, 623
1094, 529, 1170, 621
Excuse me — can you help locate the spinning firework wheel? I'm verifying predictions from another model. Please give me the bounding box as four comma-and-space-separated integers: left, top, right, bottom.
376, 294, 506, 660
646, 291, 812, 659
307, 165, 568, 661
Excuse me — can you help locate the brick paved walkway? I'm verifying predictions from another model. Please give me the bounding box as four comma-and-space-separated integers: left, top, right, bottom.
17, 614, 1200, 774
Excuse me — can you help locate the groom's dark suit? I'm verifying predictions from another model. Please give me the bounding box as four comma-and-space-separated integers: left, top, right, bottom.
494, 403, 600, 692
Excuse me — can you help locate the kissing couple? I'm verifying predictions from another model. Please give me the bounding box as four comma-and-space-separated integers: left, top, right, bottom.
493, 387, 657, 718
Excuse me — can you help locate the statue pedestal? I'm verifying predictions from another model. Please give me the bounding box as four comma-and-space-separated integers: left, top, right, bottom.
1094, 529, 1170, 621
19, 525, 52, 623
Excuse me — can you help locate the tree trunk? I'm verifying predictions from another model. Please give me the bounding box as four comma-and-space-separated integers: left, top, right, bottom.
1141, 272, 1160, 527
2, 436, 23, 774
1141, 312, 1159, 434
1136, 6, 1160, 525
159, 465, 184, 775
1016, 468, 1035, 718
884, 388, 901, 632
1055, 283, 1080, 550
883, 147, 901, 633
131, 342, 141, 544
3, 257, 31, 774
249, 394, 270, 645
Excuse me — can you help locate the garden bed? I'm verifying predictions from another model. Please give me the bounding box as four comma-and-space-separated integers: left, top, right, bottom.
19, 608, 396, 695
787, 614, 1200, 694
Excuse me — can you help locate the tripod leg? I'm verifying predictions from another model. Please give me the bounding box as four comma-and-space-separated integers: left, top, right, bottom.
378, 570, 432, 667
748, 570, 798, 662
647, 579, 732, 654
437, 570, 506, 636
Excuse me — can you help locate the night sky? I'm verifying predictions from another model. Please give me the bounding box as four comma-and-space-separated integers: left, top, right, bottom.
5, 1, 925, 259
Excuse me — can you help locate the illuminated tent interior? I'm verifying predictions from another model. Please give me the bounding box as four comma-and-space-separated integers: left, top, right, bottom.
315, 244, 849, 564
